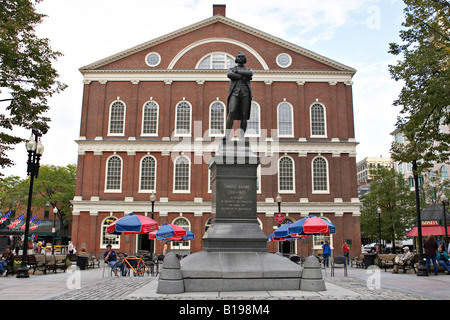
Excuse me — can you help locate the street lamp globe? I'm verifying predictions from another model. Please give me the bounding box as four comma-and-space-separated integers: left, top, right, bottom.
36, 140, 44, 155
276, 194, 282, 204
150, 193, 156, 203
26, 138, 36, 152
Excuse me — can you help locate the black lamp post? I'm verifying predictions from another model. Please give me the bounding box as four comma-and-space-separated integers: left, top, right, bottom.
17, 129, 46, 278
150, 193, 156, 257
275, 194, 282, 253
52, 207, 58, 255
412, 159, 428, 276
441, 196, 449, 249
377, 207, 382, 253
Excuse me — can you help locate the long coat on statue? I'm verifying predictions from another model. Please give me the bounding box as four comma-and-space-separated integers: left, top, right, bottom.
226, 66, 253, 121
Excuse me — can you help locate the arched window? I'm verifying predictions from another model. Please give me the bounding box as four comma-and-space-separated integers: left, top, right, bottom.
277, 102, 293, 137
175, 101, 191, 136
105, 155, 122, 192
139, 156, 156, 192
312, 156, 329, 193
101, 216, 120, 249
142, 101, 159, 136
441, 166, 448, 181
278, 156, 295, 192
246, 101, 260, 137
209, 101, 225, 136
310, 103, 327, 137
108, 101, 126, 135
174, 156, 190, 193
172, 217, 191, 250
312, 216, 333, 251
197, 53, 235, 69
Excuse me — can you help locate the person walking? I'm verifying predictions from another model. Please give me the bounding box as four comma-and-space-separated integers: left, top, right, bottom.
322, 241, 331, 267
342, 241, 351, 265
424, 234, 438, 275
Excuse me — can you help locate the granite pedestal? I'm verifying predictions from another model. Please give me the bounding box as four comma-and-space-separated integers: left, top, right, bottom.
179, 139, 302, 292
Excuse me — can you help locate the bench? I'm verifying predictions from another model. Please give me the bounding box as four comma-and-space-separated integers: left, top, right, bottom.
45, 254, 57, 273
401, 253, 418, 273
351, 254, 365, 268
87, 254, 100, 268
377, 254, 397, 272
55, 254, 68, 272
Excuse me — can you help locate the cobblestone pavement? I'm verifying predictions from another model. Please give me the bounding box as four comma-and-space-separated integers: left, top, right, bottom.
48, 270, 431, 300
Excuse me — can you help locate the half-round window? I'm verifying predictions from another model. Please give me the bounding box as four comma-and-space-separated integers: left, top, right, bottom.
197, 53, 235, 69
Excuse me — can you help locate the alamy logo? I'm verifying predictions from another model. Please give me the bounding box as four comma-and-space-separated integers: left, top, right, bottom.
66, 265, 81, 290
366, 265, 381, 290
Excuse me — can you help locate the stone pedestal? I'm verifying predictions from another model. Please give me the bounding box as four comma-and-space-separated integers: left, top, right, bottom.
180, 139, 302, 292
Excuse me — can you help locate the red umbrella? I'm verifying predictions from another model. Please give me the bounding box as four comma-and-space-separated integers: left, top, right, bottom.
106, 213, 158, 234
288, 215, 336, 235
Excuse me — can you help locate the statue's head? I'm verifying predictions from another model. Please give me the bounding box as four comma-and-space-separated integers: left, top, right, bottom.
235, 52, 247, 64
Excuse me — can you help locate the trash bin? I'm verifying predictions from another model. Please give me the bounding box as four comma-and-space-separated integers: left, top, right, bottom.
363, 253, 377, 268
76, 255, 88, 270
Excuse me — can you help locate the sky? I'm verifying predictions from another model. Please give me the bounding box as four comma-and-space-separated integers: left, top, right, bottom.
1, 0, 406, 179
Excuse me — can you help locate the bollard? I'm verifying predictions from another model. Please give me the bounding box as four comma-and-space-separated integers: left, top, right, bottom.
156, 252, 185, 294
300, 255, 326, 291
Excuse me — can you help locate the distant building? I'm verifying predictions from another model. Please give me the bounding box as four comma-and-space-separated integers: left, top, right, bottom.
356, 156, 394, 187
391, 128, 450, 190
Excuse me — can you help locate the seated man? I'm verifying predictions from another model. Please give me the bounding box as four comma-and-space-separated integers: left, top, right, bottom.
0, 246, 14, 276
103, 244, 125, 276
392, 246, 411, 273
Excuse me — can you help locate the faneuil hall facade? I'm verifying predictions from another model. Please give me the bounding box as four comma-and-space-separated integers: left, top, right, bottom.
71, 5, 362, 259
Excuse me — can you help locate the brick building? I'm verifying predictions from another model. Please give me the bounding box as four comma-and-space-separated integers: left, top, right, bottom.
71, 5, 362, 259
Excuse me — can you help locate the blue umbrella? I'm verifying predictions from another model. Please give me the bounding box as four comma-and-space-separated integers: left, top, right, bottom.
288, 215, 336, 235
273, 222, 293, 238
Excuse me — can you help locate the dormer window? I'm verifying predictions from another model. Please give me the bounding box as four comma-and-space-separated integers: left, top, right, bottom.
197, 53, 235, 69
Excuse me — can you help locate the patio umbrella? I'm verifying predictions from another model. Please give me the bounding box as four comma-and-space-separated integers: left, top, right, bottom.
149, 228, 194, 241
106, 213, 158, 234
267, 232, 307, 242
288, 215, 336, 235
148, 222, 189, 240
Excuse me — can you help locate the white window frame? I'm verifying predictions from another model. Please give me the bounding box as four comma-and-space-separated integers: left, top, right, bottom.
104, 155, 123, 193
145, 52, 161, 67
277, 102, 294, 138
174, 101, 192, 137
171, 217, 191, 250
278, 155, 296, 193
245, 101, 261, 138
310, 102, 327, 138
195, 52, 235, 69
208, 100, 226, 137
312, 156, 330, 194
141, 100, 159, 136
276, 53, 292, 68
138, 155, 157, 193
100, 216, 120, 249
173, 155, 191, 193
108, 100, 126, 136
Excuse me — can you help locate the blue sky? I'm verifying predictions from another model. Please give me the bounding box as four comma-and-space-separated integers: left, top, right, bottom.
2, 0, 407, 178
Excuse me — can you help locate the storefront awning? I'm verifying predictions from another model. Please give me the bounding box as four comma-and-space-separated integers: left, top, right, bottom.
406, 226, 450, 237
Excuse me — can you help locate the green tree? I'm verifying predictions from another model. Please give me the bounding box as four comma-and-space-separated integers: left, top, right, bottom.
361, 167, 416, 253
32, 164, 76, 240
0, 175, 29, 216
0, 0, 67, 172
389, 0, 450, 172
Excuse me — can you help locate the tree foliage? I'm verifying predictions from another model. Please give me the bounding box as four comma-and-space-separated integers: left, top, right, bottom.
360, 167, 416, 248
389, 0, 450, 172
0, 0, 67, 171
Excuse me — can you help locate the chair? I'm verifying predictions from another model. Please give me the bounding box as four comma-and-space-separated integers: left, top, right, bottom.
331, 255, 348, 277
289, 254, 301, 265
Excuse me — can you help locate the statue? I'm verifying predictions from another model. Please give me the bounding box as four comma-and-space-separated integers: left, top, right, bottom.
225, 52, 253, 139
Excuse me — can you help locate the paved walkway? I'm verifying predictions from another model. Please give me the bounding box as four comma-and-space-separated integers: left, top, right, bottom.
1, 263, 449, 301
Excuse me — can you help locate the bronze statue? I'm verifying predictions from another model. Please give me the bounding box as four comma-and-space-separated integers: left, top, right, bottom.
225, 52, 253, 139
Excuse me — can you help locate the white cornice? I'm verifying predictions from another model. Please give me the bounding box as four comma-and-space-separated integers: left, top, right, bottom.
79, 15, 356, 74
80, 69, 354, 83
75, 139, 358, 157
71, 199, 361, 216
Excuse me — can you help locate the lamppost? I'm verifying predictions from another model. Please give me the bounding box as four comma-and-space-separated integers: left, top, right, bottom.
412, 159, 428, 276
275, 194, 282, 253
17, 129, 46, 278
150, 193, 156, 257
441, 196, 449, 249
52, 207, 58, 255
377, 207, 382, 253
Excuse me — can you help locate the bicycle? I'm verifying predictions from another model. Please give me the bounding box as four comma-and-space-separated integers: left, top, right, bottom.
122, 256, 150, 277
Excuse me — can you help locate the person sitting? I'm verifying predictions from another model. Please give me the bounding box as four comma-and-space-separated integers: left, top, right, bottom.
436, 245, 450, 274
103, 244, 125, 276
0, 246, 15, 276
392, 246, 412, 274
